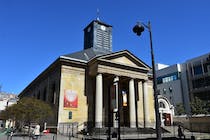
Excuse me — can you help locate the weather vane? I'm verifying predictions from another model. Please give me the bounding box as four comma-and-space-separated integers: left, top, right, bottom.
96, 8, 100, 21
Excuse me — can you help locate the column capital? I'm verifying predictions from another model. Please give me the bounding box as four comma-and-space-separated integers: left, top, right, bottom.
142, 79, 149, 83
129, 78, 135, 82
113, 76, 119, 83
133, 77, 149, 83
96, 73, 103, 76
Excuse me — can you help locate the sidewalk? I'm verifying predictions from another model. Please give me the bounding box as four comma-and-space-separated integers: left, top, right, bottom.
1, 132, 210, 140
0, 133, 81, 140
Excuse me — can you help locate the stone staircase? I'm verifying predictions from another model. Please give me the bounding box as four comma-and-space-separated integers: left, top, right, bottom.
88, 127, 165, 136
163, 125, 191, 136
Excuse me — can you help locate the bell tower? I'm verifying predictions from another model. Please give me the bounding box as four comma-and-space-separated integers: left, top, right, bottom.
83, 20, 112, 52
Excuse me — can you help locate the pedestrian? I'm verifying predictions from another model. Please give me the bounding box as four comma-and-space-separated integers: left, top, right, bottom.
178, 125, 185, 139
32, 124, 40, 139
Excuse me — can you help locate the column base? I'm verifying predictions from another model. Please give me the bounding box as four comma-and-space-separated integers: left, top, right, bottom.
130, 122, 136, 128
144, 121, 150, 128
95, 122, 102, 128
138, 122, 144, 128
144, 121, 155, 128
113, 120, 118, 128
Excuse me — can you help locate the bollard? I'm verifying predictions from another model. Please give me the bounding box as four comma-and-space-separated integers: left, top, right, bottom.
53, 134, 57, 140
69, 127, 71, 140
72, 123, 74, 137
191, 136, 195, 140
10, 132, 13, 140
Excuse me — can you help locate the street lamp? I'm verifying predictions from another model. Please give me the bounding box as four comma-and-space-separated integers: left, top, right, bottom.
133, 21, 162, 140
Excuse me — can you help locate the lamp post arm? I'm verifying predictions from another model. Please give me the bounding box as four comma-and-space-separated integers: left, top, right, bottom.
132, 21, 162, 139
148, 21, 162, 140
140, 22, 149, 30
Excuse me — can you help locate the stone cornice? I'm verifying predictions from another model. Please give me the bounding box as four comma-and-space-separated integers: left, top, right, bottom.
97, 64, 148, 80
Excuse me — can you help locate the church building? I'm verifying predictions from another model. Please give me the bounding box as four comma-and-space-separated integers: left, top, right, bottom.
19, 20, 156, 133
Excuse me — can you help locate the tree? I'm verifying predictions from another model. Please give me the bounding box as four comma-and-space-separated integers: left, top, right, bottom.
0, 97, 53, 130
176, 103, 185, 115
190, 97, 208, 115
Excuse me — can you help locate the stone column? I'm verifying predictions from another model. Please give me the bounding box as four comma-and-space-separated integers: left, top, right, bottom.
113, 76, 119, 128
143, 80, 150, 127
129, 79, 136, 128
95, 73, 103, 128
137, 81, 144, 127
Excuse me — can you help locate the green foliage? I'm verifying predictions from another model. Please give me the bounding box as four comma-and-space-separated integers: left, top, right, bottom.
0, 97, 53, 126
176, 103, 185, 115
190, 97, 209, 115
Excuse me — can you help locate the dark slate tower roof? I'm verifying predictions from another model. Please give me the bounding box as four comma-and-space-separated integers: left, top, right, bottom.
63, 20, 113, 62
83, 20, 112, 51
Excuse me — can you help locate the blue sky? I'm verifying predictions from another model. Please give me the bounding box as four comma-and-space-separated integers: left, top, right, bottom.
0, 0, 210, 94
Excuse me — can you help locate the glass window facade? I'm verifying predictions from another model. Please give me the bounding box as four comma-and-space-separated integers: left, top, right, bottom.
192, 76, 210, 89
193, 65, 203, 75
157, 72, 179, 84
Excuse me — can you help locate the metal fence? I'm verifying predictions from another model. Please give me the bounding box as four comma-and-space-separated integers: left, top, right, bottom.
2, 121, 210, 140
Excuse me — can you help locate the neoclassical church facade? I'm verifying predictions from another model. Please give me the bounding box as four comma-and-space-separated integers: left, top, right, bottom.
19, 20, 156, 132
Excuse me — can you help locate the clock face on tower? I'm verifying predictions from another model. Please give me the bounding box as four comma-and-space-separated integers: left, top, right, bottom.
100, 25, 106, 31
84, 20, 112, 51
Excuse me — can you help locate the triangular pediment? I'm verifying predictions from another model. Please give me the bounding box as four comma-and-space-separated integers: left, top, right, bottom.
111, 56, 139, 67
94, 50, 151, 71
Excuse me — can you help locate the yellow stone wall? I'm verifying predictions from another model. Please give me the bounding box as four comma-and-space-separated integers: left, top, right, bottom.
148, 82, 155, 123
58, 65, 87, 124
137, 80, 155, 127
137, 81, 144, 126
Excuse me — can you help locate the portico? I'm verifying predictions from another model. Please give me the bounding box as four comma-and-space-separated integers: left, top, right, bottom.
88, 51, 155, 128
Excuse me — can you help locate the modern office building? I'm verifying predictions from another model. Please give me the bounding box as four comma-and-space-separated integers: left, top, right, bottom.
185, 53, 210, 102
156, 52, 210, 126
156, 64, 186, 126
19, 20, 156, 133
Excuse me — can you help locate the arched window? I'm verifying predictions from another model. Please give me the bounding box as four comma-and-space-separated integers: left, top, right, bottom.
37, 91, 41, 100
43, 88, 47, 101
51, 83, 56, 104
159, 102, 166, 108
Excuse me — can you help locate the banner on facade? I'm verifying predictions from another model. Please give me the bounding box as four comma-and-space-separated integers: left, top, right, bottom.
122, 90, 127, 106
64, 89, 78, 109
